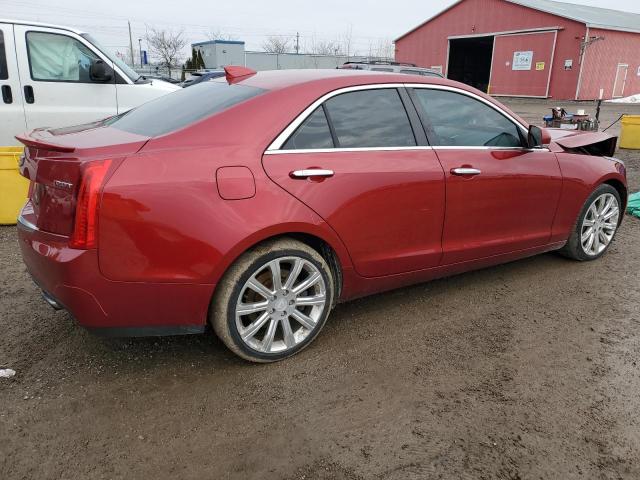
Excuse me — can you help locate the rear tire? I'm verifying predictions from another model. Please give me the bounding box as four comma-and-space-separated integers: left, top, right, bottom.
559, 184, 621, 261
210, 238, 334, 363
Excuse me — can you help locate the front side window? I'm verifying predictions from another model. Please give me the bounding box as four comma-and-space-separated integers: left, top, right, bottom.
412, 89, 523, 147
323, 89, 416, 148
27, 31, 101, 82
0, 30, 8, 80
283, 107, 334, 150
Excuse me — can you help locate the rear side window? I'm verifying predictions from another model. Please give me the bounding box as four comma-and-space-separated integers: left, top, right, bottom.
0, 30, 8, 80
108, 81, 265, 137
283, 107, 333, 149
26, 32, 101, 82
412, 89, 523, 147
324, 89, 416, 148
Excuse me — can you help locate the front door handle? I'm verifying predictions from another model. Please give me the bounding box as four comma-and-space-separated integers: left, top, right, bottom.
24, 85, 34, 104
290, 169, 334, 179
451, 167, 481, 176
1, 85, 12, 104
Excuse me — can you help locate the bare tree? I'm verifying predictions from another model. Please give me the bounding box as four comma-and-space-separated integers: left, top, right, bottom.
145, 27, 187, 70
310, 38, 340, 56
262, 36, 291, 54
340, 24, 354, 58
367, 38, 395, 61
206, 28, 236, 41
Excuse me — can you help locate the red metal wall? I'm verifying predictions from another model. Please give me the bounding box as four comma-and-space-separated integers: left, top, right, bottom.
489, 31, 556, 97
395, 0, 585, 99
577, 28, 640, 100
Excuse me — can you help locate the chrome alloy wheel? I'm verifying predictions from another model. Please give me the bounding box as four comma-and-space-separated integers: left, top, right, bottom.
581, 193, 620, 256
235, 257, 328, 354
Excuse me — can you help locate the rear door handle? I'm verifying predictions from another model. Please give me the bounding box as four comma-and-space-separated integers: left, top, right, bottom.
1, 85, 12, 104
451, 167, 481, 176
290, 169, 334, 179
24, 85, 34, 104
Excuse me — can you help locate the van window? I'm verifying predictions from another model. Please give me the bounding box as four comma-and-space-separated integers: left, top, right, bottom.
283, 107, 334, 149
323, 89, 416, 148
107, 81, 265, 137
0, 30, 7, 80
26, 31, 101, 82
412, 89, 523, 147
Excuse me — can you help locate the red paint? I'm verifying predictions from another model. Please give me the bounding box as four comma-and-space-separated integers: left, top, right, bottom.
16, 70, 627, 334
577, 28, 640, 100
395, 0, 640, 99
435, 148, 563, 263
489, 31, 556, 97
262, 149, 446, 277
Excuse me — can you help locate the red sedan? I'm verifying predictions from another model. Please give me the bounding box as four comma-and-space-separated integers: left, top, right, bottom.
16, 67, 627, 362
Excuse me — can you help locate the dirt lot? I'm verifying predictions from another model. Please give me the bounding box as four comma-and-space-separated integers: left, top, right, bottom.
1, 99, 640, 480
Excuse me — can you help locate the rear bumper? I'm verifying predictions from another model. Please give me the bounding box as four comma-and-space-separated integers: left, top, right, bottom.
17, 214, 212, 335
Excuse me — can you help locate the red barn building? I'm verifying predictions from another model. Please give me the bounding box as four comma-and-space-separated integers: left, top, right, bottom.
395, 0, 640, 99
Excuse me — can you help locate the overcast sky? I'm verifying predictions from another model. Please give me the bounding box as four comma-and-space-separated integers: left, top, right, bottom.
6, 0, 640, 59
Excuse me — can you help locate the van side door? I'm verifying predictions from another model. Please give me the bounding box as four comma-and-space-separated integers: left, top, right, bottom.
13, 25, 118, 131
0, 23, 27, 145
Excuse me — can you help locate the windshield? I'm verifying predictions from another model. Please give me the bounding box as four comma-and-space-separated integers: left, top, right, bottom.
81, 33, 140, 82
105, 81, 266, 137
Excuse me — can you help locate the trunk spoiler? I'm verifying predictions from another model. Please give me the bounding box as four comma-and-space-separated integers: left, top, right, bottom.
15, 130, 76, 153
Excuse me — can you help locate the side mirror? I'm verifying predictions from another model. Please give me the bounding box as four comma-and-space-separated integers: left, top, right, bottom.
527, 125, 550, 149
89, 59, 113, 82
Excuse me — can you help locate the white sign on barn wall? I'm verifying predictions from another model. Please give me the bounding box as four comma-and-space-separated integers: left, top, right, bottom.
512, 51, 533, 70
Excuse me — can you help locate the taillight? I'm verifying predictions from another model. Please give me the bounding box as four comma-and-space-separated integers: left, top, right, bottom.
69, 160, 112, 249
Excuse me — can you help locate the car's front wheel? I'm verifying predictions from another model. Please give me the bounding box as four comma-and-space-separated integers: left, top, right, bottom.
211, 238, 334, 362
560, 184, 622, 261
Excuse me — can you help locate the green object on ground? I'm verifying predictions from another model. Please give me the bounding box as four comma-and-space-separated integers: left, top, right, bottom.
628, 192, 640, 218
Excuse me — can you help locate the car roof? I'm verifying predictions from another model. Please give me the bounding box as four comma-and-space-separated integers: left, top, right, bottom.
233, 68, 451, 91
0, 18, 85, 34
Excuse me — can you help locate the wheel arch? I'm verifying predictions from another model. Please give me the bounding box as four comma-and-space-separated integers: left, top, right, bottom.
210, 224, 351, 305
602, 178, 628, 216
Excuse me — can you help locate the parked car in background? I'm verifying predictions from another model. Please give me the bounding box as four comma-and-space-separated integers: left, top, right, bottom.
16, 67, 626, 362
339, 60, 444, 77
0, 19, 180, 145
181, 70, 226, 87
139, 74, 181, 84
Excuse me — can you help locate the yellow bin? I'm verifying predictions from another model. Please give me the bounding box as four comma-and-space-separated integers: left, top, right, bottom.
0, 146, 29, 225
620, 115, 640, 149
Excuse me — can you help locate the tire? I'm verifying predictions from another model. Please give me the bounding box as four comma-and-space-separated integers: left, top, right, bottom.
210, 238, 335, 363
559, 184, 622, 261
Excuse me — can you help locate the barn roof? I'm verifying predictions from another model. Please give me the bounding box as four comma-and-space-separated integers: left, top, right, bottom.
395, 0, 640, 41
509, 0, 640, 33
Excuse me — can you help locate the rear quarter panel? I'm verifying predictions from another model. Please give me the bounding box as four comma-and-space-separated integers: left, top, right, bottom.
98, 146, 352, 284
551, 153, 627, 243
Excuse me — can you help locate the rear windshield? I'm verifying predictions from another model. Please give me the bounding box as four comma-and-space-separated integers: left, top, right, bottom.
107, 81, 266, 137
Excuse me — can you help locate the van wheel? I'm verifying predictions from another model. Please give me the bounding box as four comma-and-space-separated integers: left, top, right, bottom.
210, 238, 334, 363
559, 184, 621, 261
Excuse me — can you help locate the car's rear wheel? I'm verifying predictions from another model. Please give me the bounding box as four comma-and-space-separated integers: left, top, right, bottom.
560, 184, 621, 261
211, 238, 334, 362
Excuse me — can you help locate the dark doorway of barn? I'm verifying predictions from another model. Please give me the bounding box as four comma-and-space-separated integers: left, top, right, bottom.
447, 36, 494, 93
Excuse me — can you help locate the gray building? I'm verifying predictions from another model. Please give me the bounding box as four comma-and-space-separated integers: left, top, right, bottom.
192, 40, 368, 71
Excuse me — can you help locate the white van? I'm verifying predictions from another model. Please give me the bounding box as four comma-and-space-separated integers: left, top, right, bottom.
0, 19, 180, 145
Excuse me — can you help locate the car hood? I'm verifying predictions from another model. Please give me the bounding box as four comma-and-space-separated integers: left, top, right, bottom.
547, 129, 617, 157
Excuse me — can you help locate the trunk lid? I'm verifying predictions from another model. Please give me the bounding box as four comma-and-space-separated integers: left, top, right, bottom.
17, 125, 149, 237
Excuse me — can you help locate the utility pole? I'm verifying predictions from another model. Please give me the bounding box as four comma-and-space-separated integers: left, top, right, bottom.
295, 32, 299, 54
138, 38, 143, 67
128, 21, 135, 67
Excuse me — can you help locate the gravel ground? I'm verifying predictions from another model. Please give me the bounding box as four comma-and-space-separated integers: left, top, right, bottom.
1, 99, 640, 480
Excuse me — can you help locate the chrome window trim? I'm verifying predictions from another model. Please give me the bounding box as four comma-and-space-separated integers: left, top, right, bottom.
266, 83, 406, 152
405, 83, 529, 135
264, 146, 434, 155
265, 82, 542, 154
